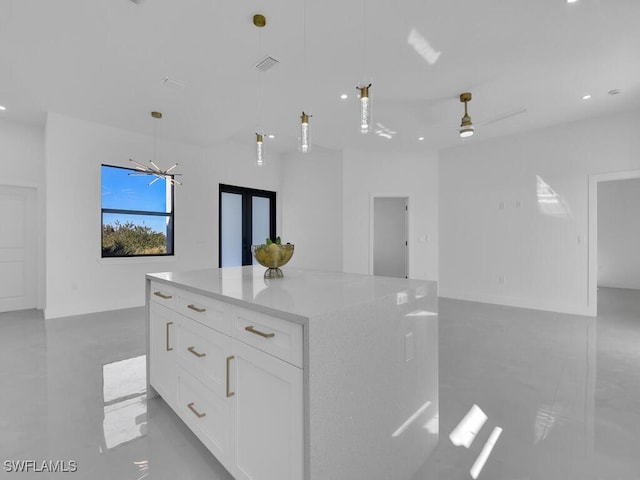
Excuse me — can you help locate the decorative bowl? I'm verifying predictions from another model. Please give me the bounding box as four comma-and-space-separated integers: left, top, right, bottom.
251, 244, 295, 279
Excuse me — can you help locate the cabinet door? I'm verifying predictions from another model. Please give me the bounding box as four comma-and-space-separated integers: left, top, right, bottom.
149, 302, 177, 406
230, 339, 303, 480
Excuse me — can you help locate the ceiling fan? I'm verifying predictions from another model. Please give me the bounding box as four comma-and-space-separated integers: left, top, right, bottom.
456, 92, 526, 138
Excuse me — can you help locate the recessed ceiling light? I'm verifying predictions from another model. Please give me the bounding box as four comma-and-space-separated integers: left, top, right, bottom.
608, 89, 621, 96
268, 134, 275, 139
418, 136, 424, 141
581, 94, 591, 100
340, 94, 348, 100
566, 0, 578, 4
0, 105, 6, 111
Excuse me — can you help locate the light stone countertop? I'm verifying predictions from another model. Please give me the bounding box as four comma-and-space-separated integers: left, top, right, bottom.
147, 266, 437, 322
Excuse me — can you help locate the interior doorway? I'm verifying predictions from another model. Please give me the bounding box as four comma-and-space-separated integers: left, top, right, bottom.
371, 196, 408, 278
0, 185, 37, 312
219, 184, 276, 267
588, 169, 640, 315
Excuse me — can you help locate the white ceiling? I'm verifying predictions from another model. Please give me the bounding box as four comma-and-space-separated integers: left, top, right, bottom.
1, 0, 639, 154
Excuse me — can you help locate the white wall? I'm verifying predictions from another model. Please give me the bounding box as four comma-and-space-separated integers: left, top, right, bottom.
0, 118, 46, 308
342, 148, 439, 281
598, 177, 640, 289
44, 113, 281, 318
439, 109, 640, 315
281, 147, 343, 272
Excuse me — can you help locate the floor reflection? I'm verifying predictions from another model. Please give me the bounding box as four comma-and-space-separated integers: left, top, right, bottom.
1, 288, 639, 479
102, 355, 147, 449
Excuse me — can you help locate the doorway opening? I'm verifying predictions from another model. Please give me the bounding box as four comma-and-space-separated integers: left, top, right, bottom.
219, 184, 276, 267
588, 169, 640, 315
371, 196, 408, 278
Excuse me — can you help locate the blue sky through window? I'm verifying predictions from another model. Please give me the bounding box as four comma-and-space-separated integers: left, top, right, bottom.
101, 165, 171, 233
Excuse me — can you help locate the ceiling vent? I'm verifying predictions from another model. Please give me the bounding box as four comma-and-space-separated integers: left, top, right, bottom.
255, 56, 279, 72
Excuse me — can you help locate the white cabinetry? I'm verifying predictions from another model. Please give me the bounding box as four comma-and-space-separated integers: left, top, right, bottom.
148, 283, 303, 480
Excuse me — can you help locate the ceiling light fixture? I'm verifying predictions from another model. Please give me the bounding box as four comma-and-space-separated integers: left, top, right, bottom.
340, 94, 348, 100
459, 92, 475, 138
255, 133, 264, 166
581, 94, 592, 100
0, 105, 6, 111
300, 112, 311, 152
418, 136, 425, 141
129, 111, 182, 186
358, 84, 372, 134
253, 14, 267, 166
566, 0, 578, 3
357, 0, 372, 134
299, 0, 312, 153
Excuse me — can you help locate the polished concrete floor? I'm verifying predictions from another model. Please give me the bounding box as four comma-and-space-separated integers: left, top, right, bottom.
1, 287, 638, 479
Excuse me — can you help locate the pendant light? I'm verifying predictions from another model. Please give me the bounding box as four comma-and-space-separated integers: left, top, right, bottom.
357, 83, 372, 134
299, 0, 312, 153
129, 111, 182, 185
255, 133, 264, 166
357, 0, 372, 134
254, 14, 266, 166
459, 92, 475, 138
299, 112, 311, 152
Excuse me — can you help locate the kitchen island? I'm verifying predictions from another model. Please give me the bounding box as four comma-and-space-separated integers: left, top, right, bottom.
146, 266, 438, 480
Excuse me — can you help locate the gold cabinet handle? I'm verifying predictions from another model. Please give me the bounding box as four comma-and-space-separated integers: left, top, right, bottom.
226, 355, 235, 398
154, 291, 172, 299
187, 304, 206, 313
187, 346, 206, 358
187, 402, 206, 418
166, 322, 174, 351
245, 325, 275, 339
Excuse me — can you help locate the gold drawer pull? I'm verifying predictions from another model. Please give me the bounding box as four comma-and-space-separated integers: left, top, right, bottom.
245, 325, 275, 339
187, 402, 206, 418
166, 322, 174, 351
187, 346, 206, 358
187, 304, 206, 313
154, 291, 172, 299
226, 356, 235, 398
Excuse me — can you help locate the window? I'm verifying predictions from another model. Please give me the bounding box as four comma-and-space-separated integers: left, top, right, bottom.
101, 164, 174, 257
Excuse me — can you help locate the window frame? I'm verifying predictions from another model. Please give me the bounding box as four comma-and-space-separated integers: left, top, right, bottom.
101, 164, 175, 258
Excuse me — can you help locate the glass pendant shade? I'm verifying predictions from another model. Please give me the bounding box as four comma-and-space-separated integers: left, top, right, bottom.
358, 84, 371, 134
255, 133, 264, 166
299, 112, 311, 153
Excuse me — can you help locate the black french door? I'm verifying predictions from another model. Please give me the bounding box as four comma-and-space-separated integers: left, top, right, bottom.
219, 184, 276, 267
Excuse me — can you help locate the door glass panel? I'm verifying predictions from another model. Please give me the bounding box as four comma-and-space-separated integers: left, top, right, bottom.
252, 196, 271, 265
221, 192, 243, 267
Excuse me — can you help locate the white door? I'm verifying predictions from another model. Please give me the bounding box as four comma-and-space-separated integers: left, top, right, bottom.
373, 197, 408, 278
0, 185, 37, 312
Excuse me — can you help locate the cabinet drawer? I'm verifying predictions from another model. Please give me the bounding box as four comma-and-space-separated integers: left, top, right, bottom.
150, 281, 176, 309
232, 307, 303, 368
176, 290, 230, 335
177, 315, 229, 394
177, 370, 231, 464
